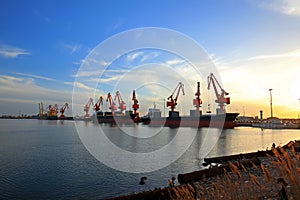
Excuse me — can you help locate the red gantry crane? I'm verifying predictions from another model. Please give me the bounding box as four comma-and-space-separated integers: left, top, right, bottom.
107, 92, 117, 115
132, 90, 139, 115
207, 73, 230, 114
59, 103, 69, 119
94, 96, 103, 111
132, 90, 140, 122
84, 98, 94, 118
167, 82, 185, 111
193, 82, 202, 111
114, 91, 126, 115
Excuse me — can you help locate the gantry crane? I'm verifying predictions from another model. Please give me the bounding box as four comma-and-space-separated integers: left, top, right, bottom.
94, 96, 103, 111
47, 104, 58, 119
167, 82, 185, 111
84, 98, 94, 118
59, 103, 69, 119
38, 102, 45, 118
193, 82, 202, 111
114, 91, 126, 115
107, 92, 117, 115
207, 73, 230, 114
48, 104, 58, 112
132, 90, 139, 115
131, 90, 140, 122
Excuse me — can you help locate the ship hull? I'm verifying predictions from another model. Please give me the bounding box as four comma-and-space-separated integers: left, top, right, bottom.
96, 112, 239, 129
143, 113, 239, 129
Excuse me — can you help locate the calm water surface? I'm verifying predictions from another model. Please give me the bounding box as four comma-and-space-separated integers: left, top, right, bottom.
0, 119, 299, 199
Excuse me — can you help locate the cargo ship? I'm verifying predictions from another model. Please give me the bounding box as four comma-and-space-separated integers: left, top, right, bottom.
93, 73, 239, 128
141, 110, 238, 129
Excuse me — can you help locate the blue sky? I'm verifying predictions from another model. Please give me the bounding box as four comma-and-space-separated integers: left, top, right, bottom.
1, 0, 300, 117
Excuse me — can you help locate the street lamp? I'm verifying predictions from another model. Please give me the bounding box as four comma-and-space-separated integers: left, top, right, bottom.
269, 89, 273, 118
298, 98, 300, 119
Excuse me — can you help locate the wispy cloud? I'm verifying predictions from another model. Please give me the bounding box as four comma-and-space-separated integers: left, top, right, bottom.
248, 48, 300, 60
62, 43, 82, 54
64, 81, 94, 91
213, 47, 300, 117
141, 51, 160, 62
0, 76, 74, 115
126, 51, 144, 62
166, 58, 185, 66
33, 9, 51, 23
13, 72, 57, 82
260, 0, 300, 16
0, 44, 30, 58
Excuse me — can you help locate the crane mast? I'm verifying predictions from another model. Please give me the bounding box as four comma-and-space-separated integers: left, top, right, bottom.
59, 103, 69, 119
207, 73, 230, 114
94, 96, 103, 111
167, 82, 185, 111
107, 92, 117, 115
193, 82, 202, 112
132, 90, 139, 114
84, 98, 93, 118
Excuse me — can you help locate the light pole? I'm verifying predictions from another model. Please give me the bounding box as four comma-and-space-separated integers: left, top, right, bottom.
269, 89, 273, 118
298, 99, 300, 119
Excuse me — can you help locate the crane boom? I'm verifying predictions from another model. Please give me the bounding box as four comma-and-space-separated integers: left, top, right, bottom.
107, 92, 117, 115
94, 96, 103, 111
59, 103, 69, 119
114, 91, 126, 113
167, 82, 185, 111
207, 73, 230, 114
84, 98, 93, 118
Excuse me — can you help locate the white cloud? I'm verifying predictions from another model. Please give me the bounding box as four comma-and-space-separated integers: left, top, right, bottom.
248, 48, 300, 60
215, 48, 300, 117
13, 72, 57, 82
0, 44, 30, 58
141, 52, 160, 62
166, 58, 185, 66
0, 75, 74, 115
126, 51, 144, 62
260, 0, 300, 16
62, 43, 82, 54
64, 81, 94, 91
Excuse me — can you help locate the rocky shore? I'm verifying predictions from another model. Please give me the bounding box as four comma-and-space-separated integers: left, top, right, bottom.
107, 140, 300, 200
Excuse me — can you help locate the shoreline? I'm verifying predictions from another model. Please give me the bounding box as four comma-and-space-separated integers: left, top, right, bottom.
107, 140, 300, 200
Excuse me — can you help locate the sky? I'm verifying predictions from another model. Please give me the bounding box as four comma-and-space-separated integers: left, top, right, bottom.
0, 0, 300, 118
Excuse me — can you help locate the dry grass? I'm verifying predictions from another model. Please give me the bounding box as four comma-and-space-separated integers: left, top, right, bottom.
191, 147, 300, 200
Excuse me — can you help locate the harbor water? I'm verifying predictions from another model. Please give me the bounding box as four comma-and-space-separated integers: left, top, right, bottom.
1, 119, 300, 199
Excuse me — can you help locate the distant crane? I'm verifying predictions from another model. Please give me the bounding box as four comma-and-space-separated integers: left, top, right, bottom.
107, 92, 117, 115
94, 96, 103, 111
47, 104, 58, 119
207, 73, 230, 114
59, 103, 69, 119
48, 104, 58, 112
38, 102, 45, 118
193, 82, 202, 111
114, 91, 126, 115
167, 82, 185, 111
84, 98, 93, 118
